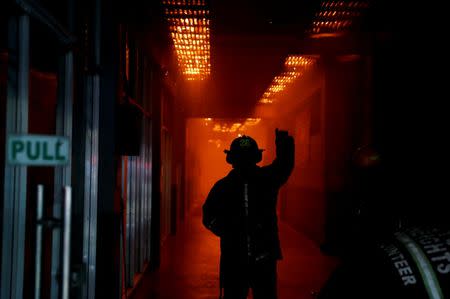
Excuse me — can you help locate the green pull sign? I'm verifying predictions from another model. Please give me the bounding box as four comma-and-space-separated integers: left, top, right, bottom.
6, 134, 70, 166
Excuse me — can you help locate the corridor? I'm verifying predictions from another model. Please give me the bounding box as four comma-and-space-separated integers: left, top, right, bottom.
2, 1, 448, 298
131, 203, 339, 299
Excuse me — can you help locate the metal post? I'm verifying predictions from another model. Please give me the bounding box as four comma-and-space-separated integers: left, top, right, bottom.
82, 72, 100, 299
147, 123, 152, 261
82, 0, 101, 296
1, 14, 29, 299
62, 186, 72, 299
125, 157, 132, 287
132, 157, 137, 277
52, 48, 74, 299
128, 157, 135, 286
34, 185, 44, 299
143, 123, 148, 262
139, 146, 144, 271
120, 157, 127, 297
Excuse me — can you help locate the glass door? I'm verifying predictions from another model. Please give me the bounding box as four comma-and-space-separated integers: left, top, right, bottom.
1, 2, 75, 299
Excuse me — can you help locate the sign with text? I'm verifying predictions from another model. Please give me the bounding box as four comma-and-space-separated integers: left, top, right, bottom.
6, 134, 70, 166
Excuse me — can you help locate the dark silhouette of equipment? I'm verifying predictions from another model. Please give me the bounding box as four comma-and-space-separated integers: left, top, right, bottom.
318, 226, 450, 299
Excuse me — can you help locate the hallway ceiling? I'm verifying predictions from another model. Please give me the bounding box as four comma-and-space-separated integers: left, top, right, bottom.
184, 0, 318, 118
162, 0, 391, 118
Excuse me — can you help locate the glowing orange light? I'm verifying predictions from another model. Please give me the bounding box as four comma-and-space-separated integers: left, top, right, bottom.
244, 118, 261, 126
206, 118, 261, 133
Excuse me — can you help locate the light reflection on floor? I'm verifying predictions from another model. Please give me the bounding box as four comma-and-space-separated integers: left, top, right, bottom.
131, 206, 339, 299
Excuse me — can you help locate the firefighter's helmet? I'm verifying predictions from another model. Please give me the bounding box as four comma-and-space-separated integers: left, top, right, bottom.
224, 135, 264, 165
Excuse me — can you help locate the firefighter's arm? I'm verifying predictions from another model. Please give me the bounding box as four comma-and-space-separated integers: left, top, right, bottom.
202, 183, 224, 237
270, 128, 295, 187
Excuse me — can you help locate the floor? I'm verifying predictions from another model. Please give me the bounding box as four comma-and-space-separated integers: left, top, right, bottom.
130, 206, 340, 299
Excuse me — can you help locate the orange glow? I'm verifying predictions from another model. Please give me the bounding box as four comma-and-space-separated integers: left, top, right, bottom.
259, 55, 316, 104
185, 118, 270, 210
163, 0, 211, 80
243, 118, 261, 126
208, 118, 261, 133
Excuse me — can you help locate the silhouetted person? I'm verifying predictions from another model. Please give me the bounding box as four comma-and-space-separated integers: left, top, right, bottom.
202, 129, 294, 299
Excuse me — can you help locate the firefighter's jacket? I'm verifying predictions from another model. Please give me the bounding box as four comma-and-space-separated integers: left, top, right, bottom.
202, 138, 294, 286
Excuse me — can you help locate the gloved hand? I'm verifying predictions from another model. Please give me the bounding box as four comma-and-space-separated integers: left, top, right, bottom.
275, 128, 294, 157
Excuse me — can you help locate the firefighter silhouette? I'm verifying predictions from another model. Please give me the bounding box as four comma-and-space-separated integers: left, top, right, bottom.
203, 129, 295, 299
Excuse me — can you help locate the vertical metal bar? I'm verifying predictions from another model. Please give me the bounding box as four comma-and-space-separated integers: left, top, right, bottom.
147, 122, 152, 261
1, 17, 18, 299
12, 16, 29, 299
119, 161, 123, 297
135, 155, 140, 273
135, 155, 140, 271
141, 61, 147, 264
82, 72, 99, 299
148, 123, 152, 260
139, 135, 144, 270
82, 75, 93, 298
34, 185, 44, 299
135, 49, 141, 273
141, 119, 147, 267
141, 135, 145, 267
120, 157, 127, 293
136, 156, 141, 272
51, 65, 63, 299
133, 157, 137, 279
143, 138, 146, 265
143, 122, 148, 262
52, 49, 74, 299
130, 157, 136, 282
134, 156, 138, 274
89, 73, 99, 299
1, 15, 29, 299
82, 0, 101, 295
134, 156, 138, 273
125, 157, 131, 286
62, 186, 72, 299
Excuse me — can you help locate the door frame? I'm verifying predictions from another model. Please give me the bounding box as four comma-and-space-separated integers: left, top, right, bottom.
1, 1, 75, 298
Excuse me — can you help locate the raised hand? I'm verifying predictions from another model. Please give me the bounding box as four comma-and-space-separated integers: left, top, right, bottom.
275, 128, 288, 142
275, 128, 294, 157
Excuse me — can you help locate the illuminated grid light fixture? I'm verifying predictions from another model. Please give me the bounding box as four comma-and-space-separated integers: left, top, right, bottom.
259, 55, 317, 104
308, 0, 370, 36
163, 0, 211, 80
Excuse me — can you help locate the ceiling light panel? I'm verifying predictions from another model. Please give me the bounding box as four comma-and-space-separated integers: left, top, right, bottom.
259, 55, 317, 104
163, 0, 211, 80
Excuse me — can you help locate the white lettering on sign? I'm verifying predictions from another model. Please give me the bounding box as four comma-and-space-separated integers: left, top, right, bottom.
398, 266, 413, 276
406, 228, 450, 275
425, 243, 447, 255
437, 263, 450, 274
379, 243, 417, 286
396, 232, 445, 299
7, 134, 70, 166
